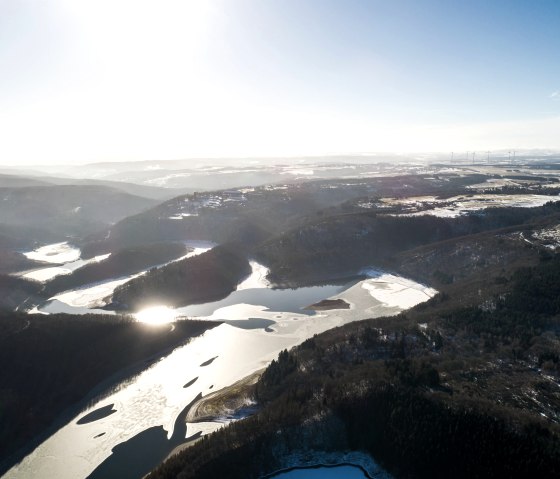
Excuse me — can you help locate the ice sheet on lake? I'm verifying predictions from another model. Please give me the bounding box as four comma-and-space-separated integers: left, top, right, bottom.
21, 254, 111, 282
11, 267, 434, 479
50, 275, 142, 309
23, 242, 81, 264
4, 324, 297, 479
34, 241, 215, 315
237, 261, 270, 290
360, 273, 437, 309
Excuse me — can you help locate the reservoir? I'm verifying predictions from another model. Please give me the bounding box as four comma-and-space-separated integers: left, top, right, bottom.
269, 465, 370, 478
8, 245, 435, 479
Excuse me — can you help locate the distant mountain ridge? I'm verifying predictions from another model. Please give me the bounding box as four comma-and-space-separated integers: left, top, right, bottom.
0, 184, 158, 242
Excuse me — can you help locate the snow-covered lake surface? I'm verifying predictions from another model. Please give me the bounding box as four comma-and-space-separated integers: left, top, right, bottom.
360, 269, 437, 309
237, 260, 270, 290
20, 242, 112, 283
31, 241, 215, 315
8, 265, 435, 479
20, 253, 111, 283
37, 274, 142, 315
23, 242, 81, 264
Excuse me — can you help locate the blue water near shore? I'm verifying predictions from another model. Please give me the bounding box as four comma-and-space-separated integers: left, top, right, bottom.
270, 464, 369, 478
175, 283, 351, 317
36, 268, 353, 319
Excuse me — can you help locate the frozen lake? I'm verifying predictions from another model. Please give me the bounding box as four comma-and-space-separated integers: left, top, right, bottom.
11, 242, 435, 479
30, 241, 215, 315
23, 242, 81, 264
20, 253, 111, 283
270, 465, 369, 478
8, 268, 435, 479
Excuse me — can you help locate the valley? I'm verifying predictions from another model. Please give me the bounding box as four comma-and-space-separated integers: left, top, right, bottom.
4, 2, 560, 477
1, 157, 560, 478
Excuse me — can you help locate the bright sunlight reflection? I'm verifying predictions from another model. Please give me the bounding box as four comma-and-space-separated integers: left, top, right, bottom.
135, 306, 177, 325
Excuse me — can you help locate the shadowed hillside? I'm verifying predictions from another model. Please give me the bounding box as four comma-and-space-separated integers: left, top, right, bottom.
43, 242, 188, 297
0, 314, 218, 474
0, 185, 157, 242
110, 245, 251, 311
147, 232, 560, 479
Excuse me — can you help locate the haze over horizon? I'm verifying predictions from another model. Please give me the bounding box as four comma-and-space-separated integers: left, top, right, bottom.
2, 0, 560, 166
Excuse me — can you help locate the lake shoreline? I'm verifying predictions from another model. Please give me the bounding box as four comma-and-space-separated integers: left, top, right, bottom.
263, 463, 374, 479
0, 320, 220, 477
7, 265, 437, 479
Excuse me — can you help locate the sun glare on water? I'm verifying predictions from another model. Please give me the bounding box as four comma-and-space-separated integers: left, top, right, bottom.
135, 306, 178, 325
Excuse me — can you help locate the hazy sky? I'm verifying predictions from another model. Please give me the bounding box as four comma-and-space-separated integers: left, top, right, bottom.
1, 0, 560, 165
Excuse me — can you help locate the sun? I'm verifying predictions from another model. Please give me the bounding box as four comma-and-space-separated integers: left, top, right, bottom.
135, 305, 178, 325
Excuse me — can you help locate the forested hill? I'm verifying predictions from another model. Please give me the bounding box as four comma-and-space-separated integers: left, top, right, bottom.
78, 173, 486, 257
0, 247, 41, 274
0, 185, 156, 231
148, 232, 560, 479
0, 185, 158, 251
0, 314, 217, 475
256, 202, 560, 286
110, 245, 251, 311
0, 275, 42, 312
43, 242, 188, 297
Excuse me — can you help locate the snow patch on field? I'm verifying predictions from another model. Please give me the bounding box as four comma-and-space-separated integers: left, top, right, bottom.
384, 194, 559, 218
531, 225, 560, 250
